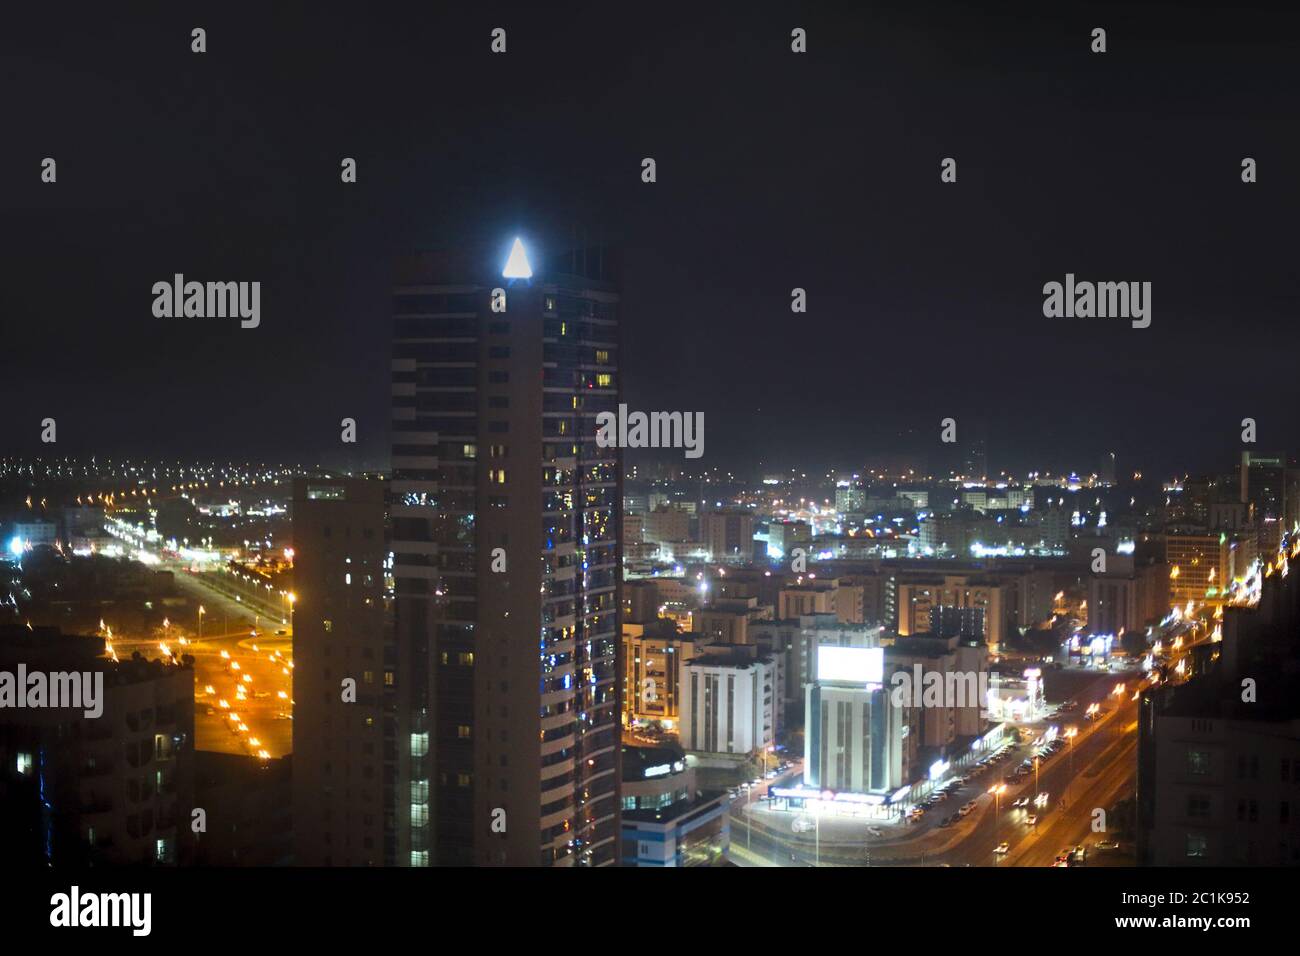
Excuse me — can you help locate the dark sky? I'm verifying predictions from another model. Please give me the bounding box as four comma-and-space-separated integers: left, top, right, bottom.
1, 2, 1297, 478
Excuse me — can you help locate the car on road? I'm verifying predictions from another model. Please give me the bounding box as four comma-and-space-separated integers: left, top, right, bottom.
1094, 840, 1120, 852
994, 842, 1009, 855
1012, 796, 1028, 808
938, 816, 954, 828
866, 827, 883, 838
792, 817, 816, 834
1053, 853, 1071, 867
1025, 814, 1038, 826
727, 788, 740, 799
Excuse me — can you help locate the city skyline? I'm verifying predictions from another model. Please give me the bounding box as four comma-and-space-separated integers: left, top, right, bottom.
3, 2, 1298, 938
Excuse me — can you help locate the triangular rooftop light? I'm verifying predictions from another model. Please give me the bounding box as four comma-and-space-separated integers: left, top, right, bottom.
502, 237, 533, 279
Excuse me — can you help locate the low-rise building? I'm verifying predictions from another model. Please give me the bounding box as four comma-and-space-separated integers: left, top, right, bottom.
619, 742, 729, 866
0, 625, 195, 866
679, 647, 776, 761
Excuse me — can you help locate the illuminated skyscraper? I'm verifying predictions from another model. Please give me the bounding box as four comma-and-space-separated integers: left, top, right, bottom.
391, 233, 623, 865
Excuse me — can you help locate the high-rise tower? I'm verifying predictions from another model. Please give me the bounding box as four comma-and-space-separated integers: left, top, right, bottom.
391, 233, 623, 865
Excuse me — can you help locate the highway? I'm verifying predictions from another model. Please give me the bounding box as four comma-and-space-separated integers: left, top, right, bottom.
100, 525, 296, 759
729, 669, 1146, 867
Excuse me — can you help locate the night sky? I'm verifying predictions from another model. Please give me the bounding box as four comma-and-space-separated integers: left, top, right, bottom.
1, 2, 1297, 478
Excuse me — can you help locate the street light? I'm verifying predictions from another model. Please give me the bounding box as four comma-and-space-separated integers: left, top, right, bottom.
988, 783, 1006, 830
814, 801, 820, 868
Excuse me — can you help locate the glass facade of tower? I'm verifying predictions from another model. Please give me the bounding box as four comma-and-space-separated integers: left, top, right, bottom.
541, 281, 621, 865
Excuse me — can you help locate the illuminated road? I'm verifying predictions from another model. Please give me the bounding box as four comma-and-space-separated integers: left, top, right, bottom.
100, 519, 295, 758
106, 561, 294, 759
172, 568, 293, 758
941, 696, 1139, 867
739, 622, 1221, 868
732, 669, 1147, 867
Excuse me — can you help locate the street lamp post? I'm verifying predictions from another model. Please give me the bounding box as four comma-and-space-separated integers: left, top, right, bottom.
198, 605, 205, 641
814, 804, 820, 868
989, 783, 1006, 827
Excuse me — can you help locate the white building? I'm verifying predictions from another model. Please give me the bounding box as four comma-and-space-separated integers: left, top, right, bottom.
805, 645, 906, 794
986, 667, 1047, 722
680, 648, 775, 759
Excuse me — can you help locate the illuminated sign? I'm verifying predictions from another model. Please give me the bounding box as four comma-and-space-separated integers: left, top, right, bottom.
816, 645, 883, 685
770, 786, 885, 805
502, 237, 533, 278
644, 764, 671, 778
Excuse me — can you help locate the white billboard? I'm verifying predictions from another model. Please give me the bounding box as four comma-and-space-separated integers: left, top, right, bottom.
816, 645, 883, 685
